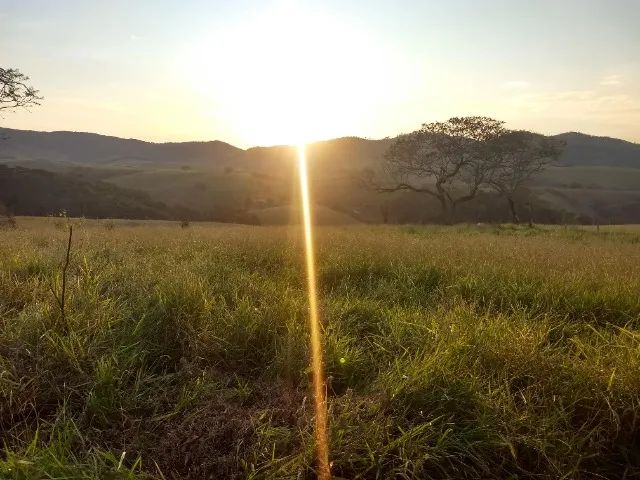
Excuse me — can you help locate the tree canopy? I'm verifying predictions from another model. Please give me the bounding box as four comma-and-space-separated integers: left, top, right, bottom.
0, 67, 42, 113
374, 116, 563, 223
488, 130, 564, 223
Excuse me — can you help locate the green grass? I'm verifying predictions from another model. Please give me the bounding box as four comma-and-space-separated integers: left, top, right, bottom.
1, 218, 640, 478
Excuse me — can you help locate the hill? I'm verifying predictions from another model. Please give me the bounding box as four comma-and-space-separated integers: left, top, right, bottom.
0, 165, 169, 219
0, 128, 243, 168
1, 128, 639, 223
2, 127, 638, 171
555, 132, 640, 168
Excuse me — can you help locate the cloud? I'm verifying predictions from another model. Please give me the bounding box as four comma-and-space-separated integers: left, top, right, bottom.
600, 74, 621, 86
507, 89, 640, 117
501, 80, 530, 89
130, 34, 142, 41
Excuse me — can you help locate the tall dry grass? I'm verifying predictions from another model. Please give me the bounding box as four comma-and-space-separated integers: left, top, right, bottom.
1, 218, 639, 478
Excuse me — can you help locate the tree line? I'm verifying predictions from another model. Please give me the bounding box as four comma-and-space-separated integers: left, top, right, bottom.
367, 117, 564, 224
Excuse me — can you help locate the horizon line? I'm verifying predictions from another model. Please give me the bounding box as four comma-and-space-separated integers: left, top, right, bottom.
1, 125, 639, 150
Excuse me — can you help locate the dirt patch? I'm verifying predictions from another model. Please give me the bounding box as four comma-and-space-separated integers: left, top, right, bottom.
150, 378, 306, 479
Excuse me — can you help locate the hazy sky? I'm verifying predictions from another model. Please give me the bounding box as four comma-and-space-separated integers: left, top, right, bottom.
1, 0, 639, 147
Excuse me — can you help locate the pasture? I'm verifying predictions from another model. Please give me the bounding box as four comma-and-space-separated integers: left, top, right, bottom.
1, 218, 639, 478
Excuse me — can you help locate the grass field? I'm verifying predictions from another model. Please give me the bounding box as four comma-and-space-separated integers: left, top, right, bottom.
1, 218, 640, 479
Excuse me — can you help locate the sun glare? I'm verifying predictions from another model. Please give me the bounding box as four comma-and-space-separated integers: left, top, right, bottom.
182, 4, 417, 146
297, 144, 331, 479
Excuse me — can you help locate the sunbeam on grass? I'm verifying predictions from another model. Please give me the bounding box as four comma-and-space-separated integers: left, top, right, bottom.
0, 219, 639, 478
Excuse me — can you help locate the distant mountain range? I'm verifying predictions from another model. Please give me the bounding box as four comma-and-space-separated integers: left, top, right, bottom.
0, 128, 243, 168
0, 127, 639, 224
1, 127, 638, 169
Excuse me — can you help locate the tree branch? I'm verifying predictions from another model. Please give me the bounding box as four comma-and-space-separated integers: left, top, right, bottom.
376, 183, 440, 198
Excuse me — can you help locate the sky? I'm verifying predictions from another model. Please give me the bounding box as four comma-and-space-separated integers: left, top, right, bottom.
1, 0, 639, 147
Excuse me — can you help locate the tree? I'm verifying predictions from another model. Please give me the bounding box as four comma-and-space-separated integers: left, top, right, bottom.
377, 116, 505, 223
488, 131, 563, 224
1, 67, 42, 113
1, 67, 42, 226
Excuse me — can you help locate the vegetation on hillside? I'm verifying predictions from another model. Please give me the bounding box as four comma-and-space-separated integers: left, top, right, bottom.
556, 132, 640, 168
1, 219, 639, 478
1, 126, 639, 225
0, 165, 170, 220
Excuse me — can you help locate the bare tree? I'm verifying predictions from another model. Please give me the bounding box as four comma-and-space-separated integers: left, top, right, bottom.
376, 117, 505, 223
488, 131, 564, 224
1, 67, 43, 113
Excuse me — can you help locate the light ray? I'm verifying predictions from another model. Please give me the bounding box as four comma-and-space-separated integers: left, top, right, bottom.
297, 143, 331, 479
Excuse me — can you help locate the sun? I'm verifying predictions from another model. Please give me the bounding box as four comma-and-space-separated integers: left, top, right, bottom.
182, 4, 415, 146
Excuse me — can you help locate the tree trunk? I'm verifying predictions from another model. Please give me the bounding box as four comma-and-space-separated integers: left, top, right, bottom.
437, 195, 453, 224
434, 182, 456, 225
380, 204, 389, 224
507, 196, 520, 224
526, 202, 533, 228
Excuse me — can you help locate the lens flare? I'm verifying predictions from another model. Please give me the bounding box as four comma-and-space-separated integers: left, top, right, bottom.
297, 144, 331, 479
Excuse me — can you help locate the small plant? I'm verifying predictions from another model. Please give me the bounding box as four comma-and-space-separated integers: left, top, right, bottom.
0, 203, 17, 229
180, 220, 190, 228
53, 210, 69, 229
0, 214, 17, 229
49, 225, 73, 330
